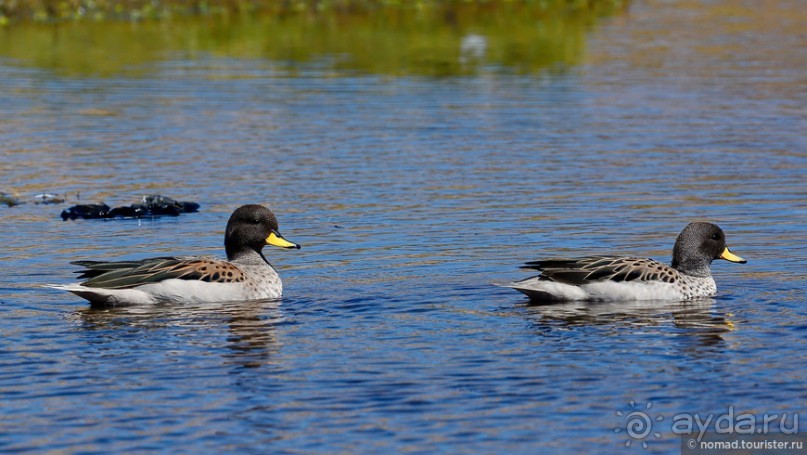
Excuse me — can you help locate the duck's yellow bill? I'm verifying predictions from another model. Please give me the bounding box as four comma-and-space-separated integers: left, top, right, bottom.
720, 247, 746, 263
266, 231, 301, 249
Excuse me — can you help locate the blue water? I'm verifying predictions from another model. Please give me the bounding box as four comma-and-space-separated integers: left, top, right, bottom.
1, 0, 806, 453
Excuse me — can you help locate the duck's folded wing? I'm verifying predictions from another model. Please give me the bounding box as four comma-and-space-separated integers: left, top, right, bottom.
72, 258, 176, 279
72, 257, 245, 289
520, 256, 678, 285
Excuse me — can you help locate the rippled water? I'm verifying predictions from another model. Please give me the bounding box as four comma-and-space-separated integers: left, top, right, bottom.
1, 0, 805, 452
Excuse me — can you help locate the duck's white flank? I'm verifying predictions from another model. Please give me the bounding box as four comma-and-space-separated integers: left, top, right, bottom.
49, 278, 283, 306
503, 276, 717, 302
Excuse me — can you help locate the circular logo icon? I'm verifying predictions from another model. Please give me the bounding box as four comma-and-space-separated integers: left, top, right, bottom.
614, 401, 663, 449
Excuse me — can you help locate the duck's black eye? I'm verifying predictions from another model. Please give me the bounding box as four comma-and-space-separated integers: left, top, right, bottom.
711, 233, 721, 240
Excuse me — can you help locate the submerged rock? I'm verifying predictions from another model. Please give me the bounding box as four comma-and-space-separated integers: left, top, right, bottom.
34, 193, 66, 204
2, 192, 68, 206
61, 195, 200, 220
0, 192, 23, 207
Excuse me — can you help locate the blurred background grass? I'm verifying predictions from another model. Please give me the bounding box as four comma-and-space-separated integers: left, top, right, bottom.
0, 0, 626, 23
0, 0, 628, 77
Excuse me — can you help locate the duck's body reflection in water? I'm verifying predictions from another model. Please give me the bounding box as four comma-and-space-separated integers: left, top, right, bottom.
520, 298, 735, 349
74, 299, 284, 370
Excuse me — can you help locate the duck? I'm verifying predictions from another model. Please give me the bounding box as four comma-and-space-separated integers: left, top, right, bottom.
50, 204, 300, 306
500, 222, 746, 302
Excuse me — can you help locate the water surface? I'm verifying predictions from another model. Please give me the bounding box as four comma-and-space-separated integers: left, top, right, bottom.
0, 0, 805, 452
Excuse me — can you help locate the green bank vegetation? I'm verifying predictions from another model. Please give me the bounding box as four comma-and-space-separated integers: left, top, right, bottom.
0, 1, 625, 23
0, 0, 628, 76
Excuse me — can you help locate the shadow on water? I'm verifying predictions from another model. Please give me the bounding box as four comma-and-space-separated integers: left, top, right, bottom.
72, 298, 285, 369
0, 2, 627, 77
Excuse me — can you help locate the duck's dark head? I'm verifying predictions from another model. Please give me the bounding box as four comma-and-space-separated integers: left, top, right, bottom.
671, 222, 745, 276
224, 204, 300, 261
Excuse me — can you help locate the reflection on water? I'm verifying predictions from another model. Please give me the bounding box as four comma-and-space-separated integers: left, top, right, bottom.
523, 299, 734, 349
75, 299, 283, 369
0, 2, 626, 77
0, 0, 805, 452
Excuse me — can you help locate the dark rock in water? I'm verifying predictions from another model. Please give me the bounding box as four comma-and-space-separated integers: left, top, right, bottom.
61, 204, 112, 220
139, 195, 200, 216
1, 192, 23, 207
61, 195, 200, 220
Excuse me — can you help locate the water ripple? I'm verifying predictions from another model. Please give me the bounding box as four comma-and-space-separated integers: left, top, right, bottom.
1, 0, 806, 452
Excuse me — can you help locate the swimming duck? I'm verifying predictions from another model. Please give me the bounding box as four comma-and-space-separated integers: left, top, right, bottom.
50, 204, 300, 305
501, 222, 745, 302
